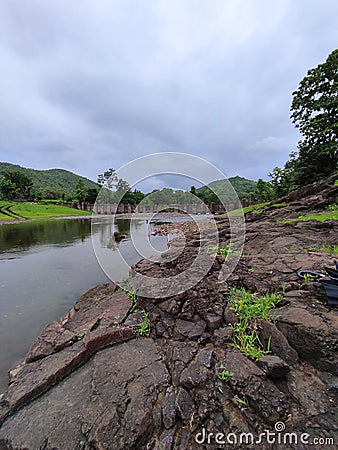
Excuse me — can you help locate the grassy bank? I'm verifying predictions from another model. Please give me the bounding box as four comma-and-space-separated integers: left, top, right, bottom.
0, 201, 91, 221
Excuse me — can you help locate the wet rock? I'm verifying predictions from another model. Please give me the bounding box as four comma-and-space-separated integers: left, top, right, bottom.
258, 355, 290, 379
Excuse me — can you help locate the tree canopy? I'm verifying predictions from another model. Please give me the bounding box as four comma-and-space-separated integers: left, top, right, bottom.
290, 49, 338, 184
0, 170, 34, 201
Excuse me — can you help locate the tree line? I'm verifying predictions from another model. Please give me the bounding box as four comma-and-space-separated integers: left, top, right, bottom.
254, 48, 337, 201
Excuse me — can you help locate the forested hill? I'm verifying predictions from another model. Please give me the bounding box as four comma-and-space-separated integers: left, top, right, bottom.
197, 176, 257, 201
0, 162, 98, 200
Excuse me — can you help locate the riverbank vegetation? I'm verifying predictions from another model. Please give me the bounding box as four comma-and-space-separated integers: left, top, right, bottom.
0, 201, 90, 221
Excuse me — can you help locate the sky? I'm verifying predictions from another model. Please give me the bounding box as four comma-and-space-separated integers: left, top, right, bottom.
0, 0, 337, 190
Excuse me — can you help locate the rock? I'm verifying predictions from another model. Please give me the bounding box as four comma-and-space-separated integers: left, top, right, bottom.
206, 313, 222, 330
175, 388, 195, 423
260, 321, 298, 365
1, 175, 338, 448
258, 355, 290, 379
0, 339, 169, 449
173, 319, 206, 340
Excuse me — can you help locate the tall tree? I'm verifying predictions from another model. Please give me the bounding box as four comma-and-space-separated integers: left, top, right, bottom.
0, 170, 34, 200
290, 49, 338, 184
75, 179, 87, 205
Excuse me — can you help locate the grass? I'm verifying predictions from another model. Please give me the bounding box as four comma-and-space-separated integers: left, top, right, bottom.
282, 211, 338, 223
219, 364, 234, 382
0, 201, 91, 220
322, 244, 338, 255
228, 288, 282, 361
228, 202, 269, 217
137, 309, 150, 336
208, 243, 241, 259
9, 203, 91, 219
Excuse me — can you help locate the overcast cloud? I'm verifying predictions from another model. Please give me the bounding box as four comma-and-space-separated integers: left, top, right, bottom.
0, 0, 337, 189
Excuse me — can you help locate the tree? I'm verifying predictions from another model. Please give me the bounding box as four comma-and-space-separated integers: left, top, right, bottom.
75, 179, 87, 205
290, 49, 338, 184
254, 179, 275, 201
97, 168, 118, 189
0, 177, 18, 200
0, 170, 34, 200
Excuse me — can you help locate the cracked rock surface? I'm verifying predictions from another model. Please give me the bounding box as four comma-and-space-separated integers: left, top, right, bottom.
0, 174, 337, 449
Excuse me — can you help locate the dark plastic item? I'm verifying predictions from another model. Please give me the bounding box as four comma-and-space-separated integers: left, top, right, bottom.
319, 279, 338, 306
334, 260, 338, 270
324, 266, 338, 280
297, 270, 325, 280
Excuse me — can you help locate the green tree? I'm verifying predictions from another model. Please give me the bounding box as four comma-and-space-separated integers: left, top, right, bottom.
290, 49, 338, 184
254, 179, 275, 201
0, 170, 34, 200
97, 168, 118, 189
75, 179, 87, 205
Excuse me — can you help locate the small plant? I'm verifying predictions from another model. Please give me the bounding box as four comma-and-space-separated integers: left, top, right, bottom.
208, 243, 241, 259
219, 364, 234, 382
307, 246, 317, 252
113, 315, 121, 326
75, 332, 85, 341
334, 179, 338, 187
248, 268, 255, 273
228, 288, 282, 361
137, 309, 150, 336
327, 203, 338, 211
322, 244, 338, 255
236, 395, 248, 406
94, 296, 101, 305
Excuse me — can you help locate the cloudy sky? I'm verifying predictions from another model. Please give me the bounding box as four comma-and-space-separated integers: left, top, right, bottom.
0, 0, 337, 189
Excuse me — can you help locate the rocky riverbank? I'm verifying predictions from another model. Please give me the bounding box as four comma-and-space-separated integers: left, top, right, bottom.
0, 175, 337, 449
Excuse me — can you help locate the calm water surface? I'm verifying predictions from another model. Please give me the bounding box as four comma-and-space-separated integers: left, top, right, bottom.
0, 216, 169, 392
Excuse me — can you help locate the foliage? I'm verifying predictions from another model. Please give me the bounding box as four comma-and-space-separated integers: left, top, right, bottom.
322, 244, 338, 255
137, 309, 150, 336
219, 364, 234, 382
0, 170, 34, 201
0, 162, 98, 201
197, 176, 257, 202
253, 178, 275, 201
208, 243, 241, 259
75, 179, 87, 204
290, 49, 338, 184
228, 288, 282, 361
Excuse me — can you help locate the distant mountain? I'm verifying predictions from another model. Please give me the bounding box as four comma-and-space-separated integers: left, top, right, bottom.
197, 176, 257, 200
0, 162, 98, 200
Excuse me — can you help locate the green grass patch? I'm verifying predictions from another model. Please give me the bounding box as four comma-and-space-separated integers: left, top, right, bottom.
334, 179, 338, 186
228, 288, 282, 361
322, 244, 338, 255
228, 202, 269, 217
282, 211, 338, 223
9, 203, 91, 219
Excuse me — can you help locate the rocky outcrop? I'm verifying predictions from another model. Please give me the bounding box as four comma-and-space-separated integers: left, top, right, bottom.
0, 176, 337, 449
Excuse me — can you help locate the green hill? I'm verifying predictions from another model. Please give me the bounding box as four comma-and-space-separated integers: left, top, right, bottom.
0, 162, 98, 200
197, 176, 257, 201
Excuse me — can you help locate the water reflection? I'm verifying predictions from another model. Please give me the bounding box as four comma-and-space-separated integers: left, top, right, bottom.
0, 218, 92, 255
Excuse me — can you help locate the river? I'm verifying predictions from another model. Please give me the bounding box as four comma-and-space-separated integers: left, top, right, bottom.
0, 216, 170, 392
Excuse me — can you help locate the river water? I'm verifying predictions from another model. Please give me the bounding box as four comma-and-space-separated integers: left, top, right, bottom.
0, 216, 170, 392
